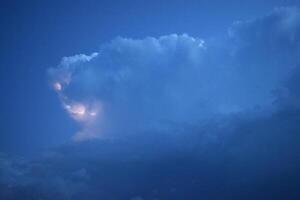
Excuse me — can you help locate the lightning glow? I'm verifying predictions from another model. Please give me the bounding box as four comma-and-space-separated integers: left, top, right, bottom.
53, 82, 62, 91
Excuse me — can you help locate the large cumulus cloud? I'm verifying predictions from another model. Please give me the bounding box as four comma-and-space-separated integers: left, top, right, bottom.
48, 7, 300, 141
49, 34, 210, 140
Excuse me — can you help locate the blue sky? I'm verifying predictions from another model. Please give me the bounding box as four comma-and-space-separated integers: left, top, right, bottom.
1, 1, 300, 199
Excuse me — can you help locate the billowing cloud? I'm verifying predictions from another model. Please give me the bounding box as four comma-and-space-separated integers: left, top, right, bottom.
49, 34, 210, 140
48, 7, 300, 142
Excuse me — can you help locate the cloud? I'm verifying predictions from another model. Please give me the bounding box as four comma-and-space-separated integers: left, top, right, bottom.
48, 8, 300, 142
49, 34, 211, 140
1, 107, 300, 199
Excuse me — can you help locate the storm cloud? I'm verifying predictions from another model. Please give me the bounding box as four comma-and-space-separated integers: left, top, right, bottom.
2, 6, 299, 200
1, 107, 300, 199
48, 7, 300, 140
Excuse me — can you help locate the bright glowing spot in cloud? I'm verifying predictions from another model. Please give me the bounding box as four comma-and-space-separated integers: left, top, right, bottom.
63, 100, 103, 123
53, 82, 62, 91
70, 104, 86, 116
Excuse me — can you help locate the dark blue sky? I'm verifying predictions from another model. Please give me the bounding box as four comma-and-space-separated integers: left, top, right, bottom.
0, 0, 299, 153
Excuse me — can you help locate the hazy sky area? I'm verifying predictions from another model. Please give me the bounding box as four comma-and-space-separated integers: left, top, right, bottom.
1, 0, 300, 199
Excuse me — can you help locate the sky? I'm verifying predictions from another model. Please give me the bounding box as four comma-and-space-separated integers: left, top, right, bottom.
1, 0, 300, 199
1, 0, 299, 154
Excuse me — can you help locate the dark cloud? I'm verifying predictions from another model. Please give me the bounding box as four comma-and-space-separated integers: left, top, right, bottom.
1, 109, 300, 199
